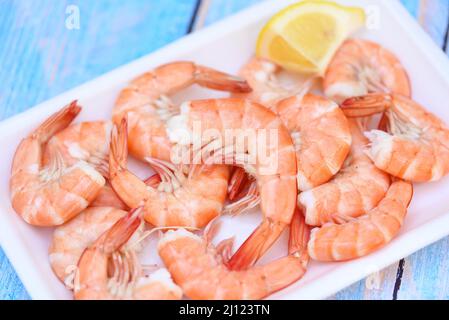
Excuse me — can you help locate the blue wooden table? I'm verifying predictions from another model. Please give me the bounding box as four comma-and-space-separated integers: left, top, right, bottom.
1, 0, 448, 300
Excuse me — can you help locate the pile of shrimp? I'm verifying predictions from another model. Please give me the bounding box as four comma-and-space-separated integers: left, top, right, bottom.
10, 38, 449, 300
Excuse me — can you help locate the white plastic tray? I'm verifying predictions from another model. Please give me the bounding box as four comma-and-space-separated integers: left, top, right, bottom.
1, 0, 449, 300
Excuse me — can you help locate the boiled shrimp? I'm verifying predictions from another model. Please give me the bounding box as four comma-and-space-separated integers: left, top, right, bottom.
342, 93, 449, 182
158, 208, 309, 299
74, 207, 182, 300
298, 119, 390, 226
10, 101, 105, 226
160, 98, 298, 270
274, 93, 351, 190
308, 180, 413, 261
43, 120, 126, 209
324, 39, 411, 102
43, 121, 112, 176
49, 206, 128, 286
111, 62, 248, 223
233, 57, 351, 191
109, 118, 229, 228
112, 61, 251, 162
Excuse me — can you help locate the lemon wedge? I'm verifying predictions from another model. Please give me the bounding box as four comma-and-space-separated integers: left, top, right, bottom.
256, 0, 366, 74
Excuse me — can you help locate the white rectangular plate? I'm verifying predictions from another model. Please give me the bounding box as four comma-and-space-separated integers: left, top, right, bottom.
1, 0, 449, 300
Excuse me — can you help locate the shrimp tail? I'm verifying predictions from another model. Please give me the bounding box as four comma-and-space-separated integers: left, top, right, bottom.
144, 173, 162, 188
288, 207, 310, 256
378, 112, 389, 131
195, 66, 252, 93
228, 167, 248, 201
341, 93, 392, 118
95, 207, 142, 253
224, 180, 260, 216
33, 100, 81, 142
226, 218, 286, 270
257, 208, 309, 298
109, 117, 150, 209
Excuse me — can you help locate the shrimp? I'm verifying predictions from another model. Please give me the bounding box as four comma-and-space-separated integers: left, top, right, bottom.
342, 93, 449, 182
274, 94, 351, 190
111, 62, 248, 225
43, 121, 112, 176
159, 98, 298, 270
109, 118, 229, 228
158, 208, 309, 299
74, 207, 182, 300
323, 39, 411, 103
308, 180, 413, 261
10, 101, 105, 226
42, 120, 127, 209
298, 119, 390, 226
49, 206, 127, 286
232, 57, 351, 191
112, 61, 251, 162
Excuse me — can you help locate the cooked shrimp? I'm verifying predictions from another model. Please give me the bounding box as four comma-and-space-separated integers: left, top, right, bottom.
159, 98, 298, 270
298, 119, 390, 226
324, 39, 411, 102
10, 101, 105, 226
49, 206, 127, 286
109, 118, 229, 228
74, 207, 182, 300
43, 121, 112, 176
42, 120, 127, 209
112, 61, 251, 162
275, 94, 351, 190
308, 180, 413, 261
158, 208, 309, 299
233, 57, 351, 191
111, 62, 248, 225
342, 93, 449, 182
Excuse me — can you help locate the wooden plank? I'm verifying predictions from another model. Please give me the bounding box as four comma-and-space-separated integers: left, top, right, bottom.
0, 0, 198, 300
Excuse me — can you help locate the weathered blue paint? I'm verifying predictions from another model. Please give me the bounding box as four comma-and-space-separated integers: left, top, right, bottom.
0, 0, 197, 120
400, 0, 420, 18
202, 0, 262, 27
0, 250, 29, 299
0, 0, 448, 300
